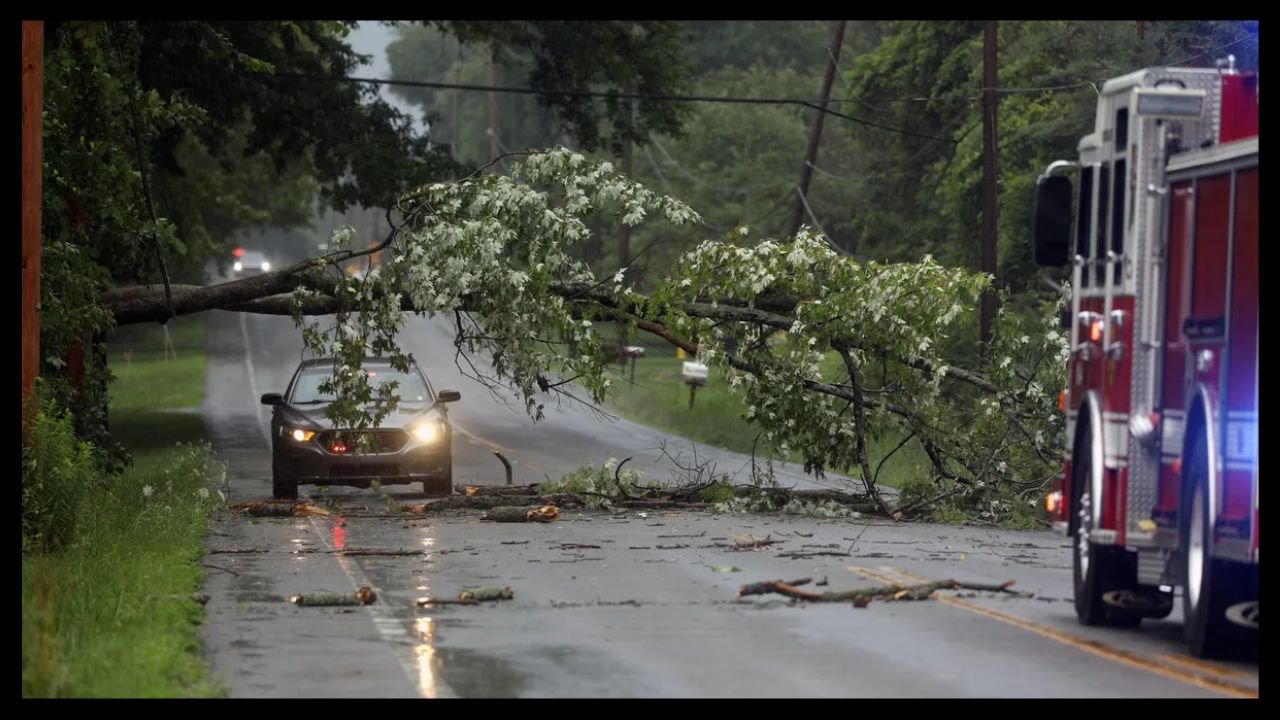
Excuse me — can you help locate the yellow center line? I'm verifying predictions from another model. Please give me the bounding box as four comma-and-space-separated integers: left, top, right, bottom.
846, 565, 909, 586
879, 565, 930, 584
846, 565, 1257, 699
1153, 652, 1253, 680
937, 596, 1257, 699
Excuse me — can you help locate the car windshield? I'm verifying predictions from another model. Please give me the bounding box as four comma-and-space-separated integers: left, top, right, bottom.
289, 367, 431, 405
241, 251, 266, 265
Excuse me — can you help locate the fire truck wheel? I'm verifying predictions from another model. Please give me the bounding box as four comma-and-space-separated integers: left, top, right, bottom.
1072, 437, 1141, 628
1181, 433, 1257, 659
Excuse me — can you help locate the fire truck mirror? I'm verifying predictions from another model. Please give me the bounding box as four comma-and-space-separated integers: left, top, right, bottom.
1033, 175, 1073, 267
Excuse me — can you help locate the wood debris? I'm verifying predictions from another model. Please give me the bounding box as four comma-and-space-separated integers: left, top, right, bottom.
737, 578, 1019, 605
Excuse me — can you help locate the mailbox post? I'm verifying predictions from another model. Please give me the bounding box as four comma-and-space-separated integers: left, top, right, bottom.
622, 345, 645, 383
681, 361, 708, 409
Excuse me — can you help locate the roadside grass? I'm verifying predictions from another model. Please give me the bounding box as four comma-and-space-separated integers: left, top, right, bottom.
595, 325, 929, 490
22, 315, 223, 698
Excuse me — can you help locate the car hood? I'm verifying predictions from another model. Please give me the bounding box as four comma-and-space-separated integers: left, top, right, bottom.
277, 402, 438, 430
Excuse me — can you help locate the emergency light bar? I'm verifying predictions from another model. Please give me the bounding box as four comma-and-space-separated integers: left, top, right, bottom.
1134, 88, 1206, 117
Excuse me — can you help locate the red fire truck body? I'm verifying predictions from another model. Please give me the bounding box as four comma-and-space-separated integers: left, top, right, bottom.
1032, 60, 1257, 659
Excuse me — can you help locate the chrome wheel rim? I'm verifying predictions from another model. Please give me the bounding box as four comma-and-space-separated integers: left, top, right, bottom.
1077, 489, 1092, 577
1188, 489, 1205, 611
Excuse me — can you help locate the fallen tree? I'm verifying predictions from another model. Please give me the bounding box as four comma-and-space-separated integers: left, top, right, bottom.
98, 149, 1067, 524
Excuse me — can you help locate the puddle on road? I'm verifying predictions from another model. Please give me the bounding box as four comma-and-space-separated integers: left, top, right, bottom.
407, 616, 528, 698
430, 644, 530, 698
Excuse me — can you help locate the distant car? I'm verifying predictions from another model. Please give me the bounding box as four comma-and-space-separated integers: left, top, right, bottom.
233, 250, 272, 277
260, 358, 462, 499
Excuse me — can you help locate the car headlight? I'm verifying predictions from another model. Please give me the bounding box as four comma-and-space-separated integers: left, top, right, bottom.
412, 421, 444, 443
233, 261, 243, 272
286, 427, 316, 443
261, 261, 271, 272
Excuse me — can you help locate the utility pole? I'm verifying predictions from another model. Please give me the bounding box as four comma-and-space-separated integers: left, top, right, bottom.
488, 52, 498, 162
980, 20, 1000, 345
22, 20, 44, 441
617, 106, 635, 282
786, 20, 846, 238
616, 103, 636, 360
451, 53, 460, 158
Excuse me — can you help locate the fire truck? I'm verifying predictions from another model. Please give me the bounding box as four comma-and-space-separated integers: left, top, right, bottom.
1031, 57, 1257, 659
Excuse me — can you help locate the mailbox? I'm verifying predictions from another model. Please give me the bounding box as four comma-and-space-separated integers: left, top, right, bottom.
682, 361, 708, 386
620, 345, 646, 383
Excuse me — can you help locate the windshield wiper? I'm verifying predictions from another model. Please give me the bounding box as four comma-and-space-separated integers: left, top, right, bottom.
291, 400, 330, 405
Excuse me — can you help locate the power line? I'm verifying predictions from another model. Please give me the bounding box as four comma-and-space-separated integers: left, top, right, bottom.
639, 144, 730, 234
795, 184, 857, 259
804, 160, 900, 183
649, 136, 755, 197
270, 72, 957, 144
1169, 31, 1257, 67
821, 45, 1095, 106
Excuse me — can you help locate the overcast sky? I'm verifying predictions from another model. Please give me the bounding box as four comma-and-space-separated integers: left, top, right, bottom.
348, 21, 425, 133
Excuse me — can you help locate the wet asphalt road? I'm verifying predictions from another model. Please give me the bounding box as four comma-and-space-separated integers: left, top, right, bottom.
198, 309, 1258, 698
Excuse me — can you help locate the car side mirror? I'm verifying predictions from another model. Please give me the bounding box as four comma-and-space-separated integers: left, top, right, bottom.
261, 393, 284, 406
437, 390, 461, 403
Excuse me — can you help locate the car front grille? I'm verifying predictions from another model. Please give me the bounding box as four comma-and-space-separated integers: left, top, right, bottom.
329, 463, 400, 478
320, 429, 409, 453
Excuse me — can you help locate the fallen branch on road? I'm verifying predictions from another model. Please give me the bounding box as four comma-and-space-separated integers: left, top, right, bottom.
417, 597, 481, 607
465, 483, 541, 496
337, 549, 426, 557
417, 494, 584, 512
482, 505, 561, 522
730, 534, 782, 550
229, 500, 331, 517
617, 499, 710, 509
737, 578, 1019, 606
738, 578, 813, 597
459, 587, 514, 601
776, 540, 856, 559
290, 586, 377, 606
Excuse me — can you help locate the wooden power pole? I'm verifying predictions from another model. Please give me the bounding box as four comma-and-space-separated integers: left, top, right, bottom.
22, 20, 44, 440
487, 52, 498, 162
980, 20, 1000, 345
787, 20, 846, 238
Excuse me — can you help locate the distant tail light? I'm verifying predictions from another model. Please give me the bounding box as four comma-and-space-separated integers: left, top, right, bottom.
1046, 490, 1063, 515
